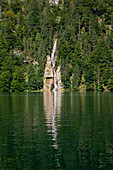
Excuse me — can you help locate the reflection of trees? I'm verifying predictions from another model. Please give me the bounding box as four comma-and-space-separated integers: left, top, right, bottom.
0, 93, 57, 169
0, 92, 113, 169
58, 92, 113, 169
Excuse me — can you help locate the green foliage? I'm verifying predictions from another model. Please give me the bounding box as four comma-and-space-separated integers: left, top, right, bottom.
37, 66, 44, 90
27, 64, 38, 91
57, 0, 113, 91
0, 70, 11, 92
0, 0, 113, 92
11, 67, 25, 92
72, 64, 80, 91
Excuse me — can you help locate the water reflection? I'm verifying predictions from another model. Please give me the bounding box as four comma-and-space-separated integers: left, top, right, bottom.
52, 92, 62, 145
44, 91, 61, 167
44, 92, 61, 137
0, 93, 55, 169
58, 92, 113, 169
52, 92, 57, 145
0, 92, 113, 169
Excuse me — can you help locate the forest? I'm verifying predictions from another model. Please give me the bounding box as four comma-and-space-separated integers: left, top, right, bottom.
0, 0, 113, 92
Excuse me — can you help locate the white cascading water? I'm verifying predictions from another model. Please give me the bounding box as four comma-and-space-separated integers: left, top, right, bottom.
51, 39, 58, 92
51, 39, 60, 167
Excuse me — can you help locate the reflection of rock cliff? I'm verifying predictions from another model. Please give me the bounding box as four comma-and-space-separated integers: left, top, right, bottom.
44, 91, 61, 167
44, 92, 62, 131
43, 56, 62, 91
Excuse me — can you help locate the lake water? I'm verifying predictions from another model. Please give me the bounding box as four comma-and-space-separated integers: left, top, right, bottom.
0, 92, 113, 169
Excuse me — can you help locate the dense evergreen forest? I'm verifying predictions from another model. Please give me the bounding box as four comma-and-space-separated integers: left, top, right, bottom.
0, 0, 113, 92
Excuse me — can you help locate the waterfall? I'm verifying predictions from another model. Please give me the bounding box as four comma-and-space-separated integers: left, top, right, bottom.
51, 39, 58, 92
51, 39, 60, 167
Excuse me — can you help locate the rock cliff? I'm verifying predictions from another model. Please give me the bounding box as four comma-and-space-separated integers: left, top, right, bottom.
43, 56, 62, 91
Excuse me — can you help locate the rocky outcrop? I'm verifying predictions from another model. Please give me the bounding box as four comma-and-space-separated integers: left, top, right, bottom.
43, 56, 62, 91
56, 66, 63, 90
43, 56, 53, 91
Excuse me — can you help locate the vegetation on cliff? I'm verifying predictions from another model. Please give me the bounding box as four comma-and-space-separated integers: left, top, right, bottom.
0, 0, 113, 91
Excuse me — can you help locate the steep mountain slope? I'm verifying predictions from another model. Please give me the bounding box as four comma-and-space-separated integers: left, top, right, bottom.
0, 0, 113, 91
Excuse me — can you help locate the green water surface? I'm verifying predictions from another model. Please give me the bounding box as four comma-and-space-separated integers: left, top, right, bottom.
0, 92, 113, 169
